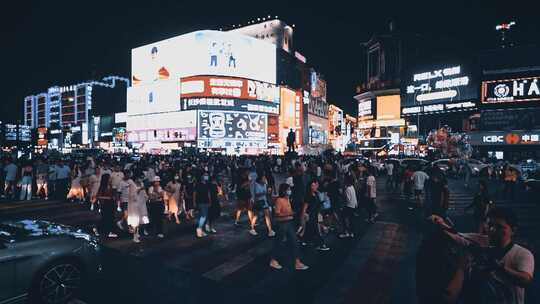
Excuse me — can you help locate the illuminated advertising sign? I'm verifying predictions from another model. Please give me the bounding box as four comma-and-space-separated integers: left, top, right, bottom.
127, 79, 179, 116
402, 61, 478, 113
402, 101, 476, 115
357, 98, 374, 121
180, 97, 279, 114
19, 125, 32, 142
37, 127, 48, 146
132, 30, 276, 86
470, 130, 540, 146
376, 95, 401, 120
127, 110, 197, 135
126, 127, 196, 143
4, 124, 17, 141
482, 76, 540, 104
112, 127, 126, 146
197, 110, 267, 149
180, 76, 279, 103
310, 70, 327, 101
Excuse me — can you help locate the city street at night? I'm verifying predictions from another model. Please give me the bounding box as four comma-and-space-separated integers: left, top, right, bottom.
2, 1, 539, 304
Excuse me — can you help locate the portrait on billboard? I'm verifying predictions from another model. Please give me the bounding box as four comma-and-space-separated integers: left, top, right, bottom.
132, 30, 277, 85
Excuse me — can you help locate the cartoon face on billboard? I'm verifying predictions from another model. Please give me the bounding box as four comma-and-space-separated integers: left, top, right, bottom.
197, 110, 267, 148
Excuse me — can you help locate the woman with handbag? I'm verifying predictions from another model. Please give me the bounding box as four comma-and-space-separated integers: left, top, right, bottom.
250, 172, 276, 237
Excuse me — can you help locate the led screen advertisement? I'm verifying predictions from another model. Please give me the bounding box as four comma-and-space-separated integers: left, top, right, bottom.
401, 60, 478, 114
482, 76, 540, 104
357, 98, 375, 121
376, 95, 400, 120
127, 110, 197, 141
180, 97, 279, 114
181, 76, 279, 103
197, 110, 267, 149
127, 79, 179, 116
132, 30, 277, 86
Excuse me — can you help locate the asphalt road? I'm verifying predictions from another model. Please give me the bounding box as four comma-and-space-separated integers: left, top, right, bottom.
1, 176, 538, 304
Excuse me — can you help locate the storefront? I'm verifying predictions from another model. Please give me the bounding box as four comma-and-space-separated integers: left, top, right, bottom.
469, 130, 540, 160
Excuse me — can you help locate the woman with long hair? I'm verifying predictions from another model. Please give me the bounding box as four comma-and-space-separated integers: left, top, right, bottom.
301, 179, 330, 251
269, 183, 309, 270
93, 174, 118, 238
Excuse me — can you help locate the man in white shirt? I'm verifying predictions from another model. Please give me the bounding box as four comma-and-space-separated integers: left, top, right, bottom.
110, 166, 124, 210
434, 208, 534, 304
486, 208, 534, 304
55, 161, 71, 200
385, 162, 394, 190
117, 172, 136, 231
365, 169, 378, 223
412, 169, 430, 208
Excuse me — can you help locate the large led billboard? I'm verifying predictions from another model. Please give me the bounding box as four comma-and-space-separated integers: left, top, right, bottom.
181, 76, 279, 103
401, 60, 478, 115
482, 76, 540, 104
197, 110, 267, 148
132, 30, 277, 86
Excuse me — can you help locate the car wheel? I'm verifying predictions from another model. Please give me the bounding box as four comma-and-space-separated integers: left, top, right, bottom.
31, 260, 84, 304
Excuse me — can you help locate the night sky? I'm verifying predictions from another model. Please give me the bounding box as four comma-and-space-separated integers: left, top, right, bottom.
2, 0, 537, 122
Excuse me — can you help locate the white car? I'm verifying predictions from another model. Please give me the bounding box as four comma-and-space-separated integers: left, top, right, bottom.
467, 159, 489, 176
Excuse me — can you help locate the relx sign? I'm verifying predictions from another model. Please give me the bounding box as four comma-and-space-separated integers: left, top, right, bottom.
482, 76, 540, 104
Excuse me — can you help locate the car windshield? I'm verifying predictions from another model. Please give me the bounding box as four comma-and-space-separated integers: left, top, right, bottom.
0, 220, 72, 242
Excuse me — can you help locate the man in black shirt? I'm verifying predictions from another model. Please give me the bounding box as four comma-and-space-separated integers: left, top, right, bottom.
193, 172, 211, 238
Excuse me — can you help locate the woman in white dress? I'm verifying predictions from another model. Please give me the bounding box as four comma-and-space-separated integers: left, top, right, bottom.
127, 178, 149, 243
165, 176, 182, 224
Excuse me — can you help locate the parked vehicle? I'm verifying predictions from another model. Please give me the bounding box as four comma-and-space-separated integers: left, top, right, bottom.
0, 220, 102, 304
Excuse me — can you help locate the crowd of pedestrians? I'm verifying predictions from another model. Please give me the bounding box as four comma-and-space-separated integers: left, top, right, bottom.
2, 151, 534, 303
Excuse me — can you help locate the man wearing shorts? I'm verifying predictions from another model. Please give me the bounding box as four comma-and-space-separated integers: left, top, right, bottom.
412, 169, 429, 209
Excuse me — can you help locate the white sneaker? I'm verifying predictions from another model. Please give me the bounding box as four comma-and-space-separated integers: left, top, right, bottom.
116, 221, 124, 231
143, 229, 149, 236
157, 234, 164, 239
107, 232, 118, 238
269, 260, 283, 270
117, 206, 122, 212
338, 233, 350, 239
205, 224, 211, 233
268, 230, 276, 237
133, 234, 140, 243
196, 228, 207, 238
92, 228, 100, 237
249, 229, 258, 236
90, 204, 94, 211
210, 228, 217, 234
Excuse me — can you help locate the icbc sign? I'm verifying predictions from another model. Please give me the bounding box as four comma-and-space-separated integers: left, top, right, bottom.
475, 131, 540, 146
180, 76, 279, 103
